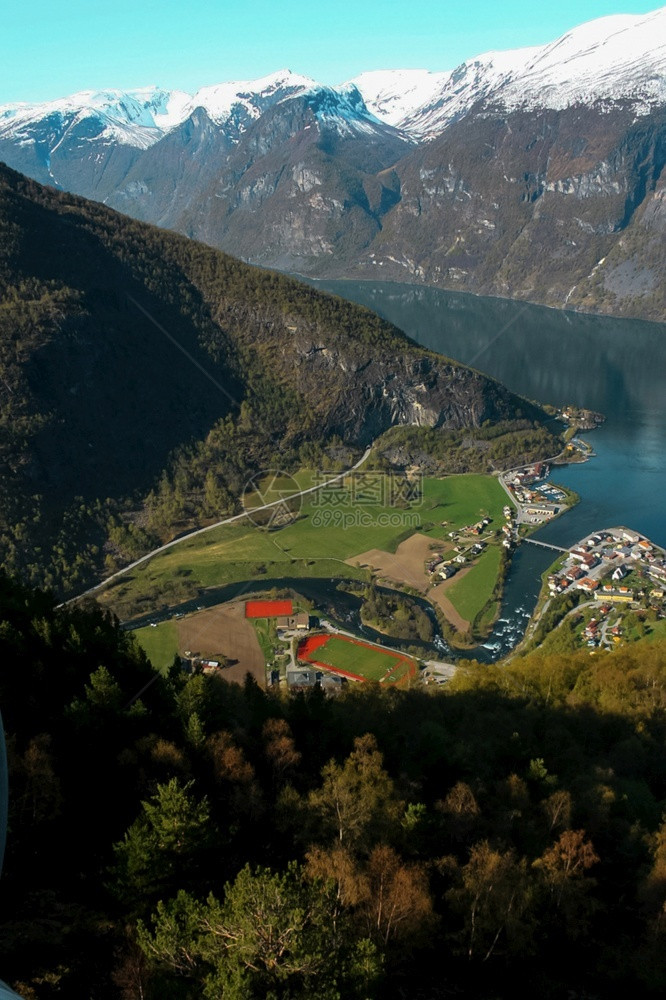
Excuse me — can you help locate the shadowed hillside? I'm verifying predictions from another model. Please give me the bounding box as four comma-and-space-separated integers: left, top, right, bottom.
0, 164, 551, 595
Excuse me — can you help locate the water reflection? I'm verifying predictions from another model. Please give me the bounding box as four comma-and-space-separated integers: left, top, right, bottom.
311, 278, 666, 658
315, 279, 666, 549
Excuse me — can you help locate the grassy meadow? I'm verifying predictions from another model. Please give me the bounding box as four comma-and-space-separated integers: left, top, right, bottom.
100, 472, 508, 626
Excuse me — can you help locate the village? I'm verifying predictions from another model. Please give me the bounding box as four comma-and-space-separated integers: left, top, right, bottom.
422, 513, 500, 584
500, 461, 570, 525
543, 527, 666, 649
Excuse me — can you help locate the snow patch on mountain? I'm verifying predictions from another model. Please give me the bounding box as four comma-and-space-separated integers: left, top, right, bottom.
354, 7, 666, 138
297, 81, 403, 139
126, 88, 192, 130
184, 70, 316, 127
348, 70, 450, 129
497, 7, 666, 113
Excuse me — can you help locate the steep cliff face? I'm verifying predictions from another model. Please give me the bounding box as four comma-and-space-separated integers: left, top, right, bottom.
353, 103, 666, 318
104, 96, 666, 321
0, 163, 541, 591
207, 298, 534, 445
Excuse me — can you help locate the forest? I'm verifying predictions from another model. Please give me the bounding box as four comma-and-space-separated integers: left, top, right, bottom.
1, 571, 666, 998
0, 163, 553, 598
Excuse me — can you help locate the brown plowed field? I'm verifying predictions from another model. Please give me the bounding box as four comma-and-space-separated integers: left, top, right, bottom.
177, 601, 265, 686
346, 533, 436, 592
347, 534, 472, 632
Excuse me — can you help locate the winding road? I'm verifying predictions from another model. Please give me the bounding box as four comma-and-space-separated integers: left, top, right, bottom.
62, 446, 372, 606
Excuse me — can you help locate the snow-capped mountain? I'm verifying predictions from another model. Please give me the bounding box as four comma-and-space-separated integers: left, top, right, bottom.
0, 89, 171, 150
0, 71, 331, 200
352, 51, 539, 138
0, 71, 318, 153
352, 7, 666, 138
0, 8, 664, 322
0, 70, 393, 199
499, 8, 666, 113
181, 70, 316, 131
347, 70, 451, 130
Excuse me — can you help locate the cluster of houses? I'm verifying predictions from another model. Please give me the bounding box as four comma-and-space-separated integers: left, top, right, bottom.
581, 607, 624, 648
547, 529, 666, 611
425, 519, 497, 582
542, 527, 666, 650
503, 464, 565, 523
457, 515, 493, 537
506, 462, 549, 487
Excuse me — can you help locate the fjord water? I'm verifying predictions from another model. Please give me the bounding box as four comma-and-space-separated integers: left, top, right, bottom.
316, 279, 666, 546
314, 279, 666, 657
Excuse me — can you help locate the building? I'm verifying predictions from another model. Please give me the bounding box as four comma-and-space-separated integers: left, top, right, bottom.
286, 668, 346, 693
577, 578, 599, 593
595, 590, 633, 604
276, 612, 310, 631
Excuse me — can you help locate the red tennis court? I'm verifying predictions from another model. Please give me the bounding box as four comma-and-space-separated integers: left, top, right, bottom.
245, 599, 293, 618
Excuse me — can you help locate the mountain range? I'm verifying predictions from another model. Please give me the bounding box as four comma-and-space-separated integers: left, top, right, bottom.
1, 7, 665, 321
0, 162, 551, 596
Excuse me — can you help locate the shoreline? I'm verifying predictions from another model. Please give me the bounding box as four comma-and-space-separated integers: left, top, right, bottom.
509, 526, 666, 659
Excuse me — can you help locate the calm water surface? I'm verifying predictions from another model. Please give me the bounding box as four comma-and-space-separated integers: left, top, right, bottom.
313, 280, 666, 658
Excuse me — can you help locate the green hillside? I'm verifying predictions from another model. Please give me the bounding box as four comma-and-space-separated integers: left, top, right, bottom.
0, 163, 550, 597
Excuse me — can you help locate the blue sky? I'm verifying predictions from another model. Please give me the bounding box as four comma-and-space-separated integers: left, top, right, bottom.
1, 0, 662, 103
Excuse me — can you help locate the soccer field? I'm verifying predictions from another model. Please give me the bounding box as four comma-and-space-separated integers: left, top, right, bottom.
298, 634, 416, 685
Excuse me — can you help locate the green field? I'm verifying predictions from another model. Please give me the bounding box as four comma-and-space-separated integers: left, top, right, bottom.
419, 475, 507, 538
251, 618, 277, 662
134, 620, 179, 672
97, 472, 508, 622
300, 635, 413, 683
446, 544, 503, 622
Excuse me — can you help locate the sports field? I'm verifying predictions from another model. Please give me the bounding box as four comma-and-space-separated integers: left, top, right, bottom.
298, 634, 416, 686
97, 471, 508, 627
245, 599, 293, 617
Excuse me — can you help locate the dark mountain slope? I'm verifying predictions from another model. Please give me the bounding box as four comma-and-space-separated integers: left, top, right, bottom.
0, 163, 547, 595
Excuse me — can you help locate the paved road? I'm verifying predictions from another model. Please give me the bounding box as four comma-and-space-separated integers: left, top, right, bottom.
62, 447, 372, 606
497, 450, 569, 527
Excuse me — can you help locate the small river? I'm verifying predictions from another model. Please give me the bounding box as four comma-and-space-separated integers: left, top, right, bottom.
311, 279, 666, 660
132, 282, 665, 663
